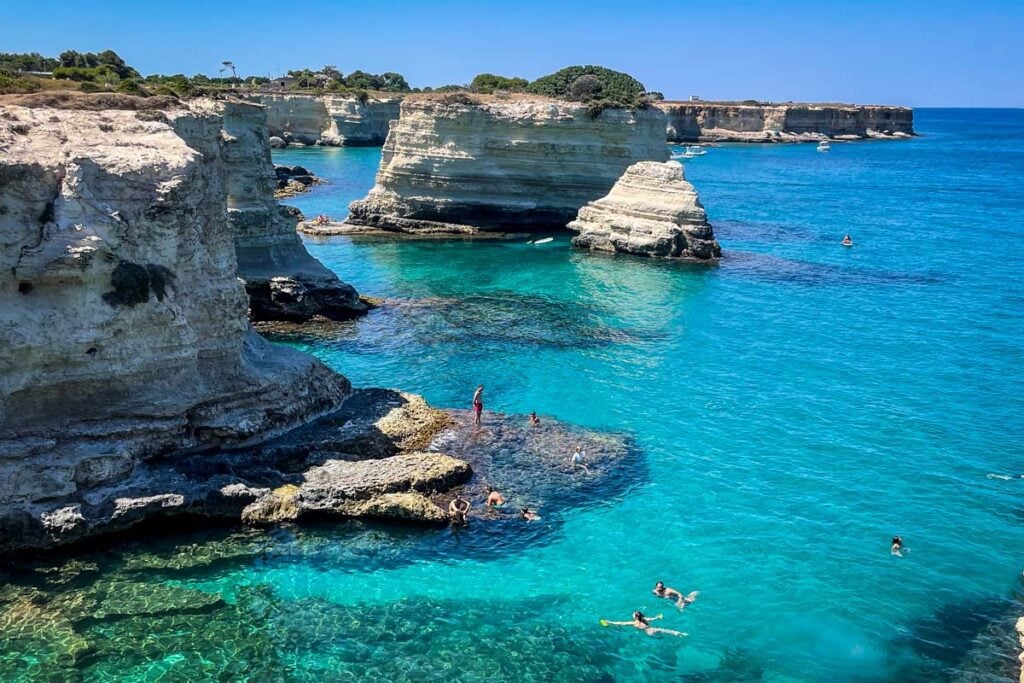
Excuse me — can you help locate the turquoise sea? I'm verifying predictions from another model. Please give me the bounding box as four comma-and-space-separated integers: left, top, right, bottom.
4, 109, 1024, 682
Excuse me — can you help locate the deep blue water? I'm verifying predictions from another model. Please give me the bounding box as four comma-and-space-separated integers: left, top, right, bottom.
6, 110, 1021, 682
268, 110, 1024, 681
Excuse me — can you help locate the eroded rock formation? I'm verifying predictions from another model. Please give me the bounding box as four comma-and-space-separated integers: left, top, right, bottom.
246, 93, 400, 146
0, 97, 365, 551
345, 96, 669, 234
190, 98, 366, 321
657, 102, 914, 143
569, 160, 720, 260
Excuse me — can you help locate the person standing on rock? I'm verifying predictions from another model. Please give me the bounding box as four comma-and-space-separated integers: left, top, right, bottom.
472, 385, 484, 427
571, 445, 590, 474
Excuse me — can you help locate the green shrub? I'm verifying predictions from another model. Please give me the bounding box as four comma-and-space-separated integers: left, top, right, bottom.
527, 65, 646, 107
469, 73, 529, 94
116, 78, 148, 96
440, 92, 478, 106
78, 81, 103, 93
0, 71, 40, 94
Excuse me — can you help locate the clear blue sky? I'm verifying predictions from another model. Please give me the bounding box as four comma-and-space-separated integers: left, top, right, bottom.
3, 0, 1022, 106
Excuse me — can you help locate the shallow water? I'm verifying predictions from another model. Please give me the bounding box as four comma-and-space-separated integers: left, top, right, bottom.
4, 110, 1024, 681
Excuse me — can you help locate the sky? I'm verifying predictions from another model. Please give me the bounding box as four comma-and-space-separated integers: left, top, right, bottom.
2, 0, 1022, 107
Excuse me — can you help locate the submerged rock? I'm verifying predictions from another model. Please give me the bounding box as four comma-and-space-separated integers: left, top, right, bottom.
190, 98, 366, 322
569, 160, 721, 260
346, 95, 668, 234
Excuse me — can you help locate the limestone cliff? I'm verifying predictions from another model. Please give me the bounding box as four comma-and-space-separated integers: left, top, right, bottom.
190, 98, 366, 321
346, 96, 669, 234
246, 94, 399, 146
0, 99, 351, 548
569, 160, 720, 260
657, 102, 914, 142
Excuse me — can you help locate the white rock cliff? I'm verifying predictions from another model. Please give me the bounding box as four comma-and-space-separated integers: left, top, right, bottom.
0, 98, 351, 548
191, 98, 366, 320
246, 93, 400, 146
346, 96, 669, 234
569, 160, 720, 259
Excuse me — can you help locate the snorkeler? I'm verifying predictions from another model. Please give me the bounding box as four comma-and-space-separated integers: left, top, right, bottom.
571, 445, 590, 474
891, 536, 905, 557
448, 494, 471, 526
600, 611, 686, 637
472, 385, 484, 427
486, 486, 505, 507
652, 582, 699, 609
520, 507, 541, 522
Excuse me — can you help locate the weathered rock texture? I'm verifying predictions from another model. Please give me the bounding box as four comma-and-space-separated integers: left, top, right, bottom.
569, 160, 720, 260
346, 96, 669, 234
190, 98, 366, 321
1018, 616, 1024, 683
0, 101, 354, 550
657, 102, 915, 143
245, 94, 400, 146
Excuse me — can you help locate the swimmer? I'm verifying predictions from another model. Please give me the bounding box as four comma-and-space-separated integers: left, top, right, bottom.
571, 445, 590, 474
891, 535, 905, 557
520, 507, 541, 522
529, 411, 541, 427
448, 494, 470, 527
652, 582, 699, 609
600, 610, 686, 638
842, 234, 853, 246
486, 486, 505, 507
472, 384, 484, 427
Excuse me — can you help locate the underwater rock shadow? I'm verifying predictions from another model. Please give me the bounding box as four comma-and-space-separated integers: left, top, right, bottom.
722, 250, 946, 288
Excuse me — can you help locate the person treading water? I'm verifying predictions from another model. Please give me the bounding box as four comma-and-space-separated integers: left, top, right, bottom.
652, 582, 699, 609
520, 507, 541, 522
529, 411, 540, 427
891, 535, 906, 557
486, 486, 505, 507
448, 494, 470, 527
842, 234, 854, 247
600, 611, 686, 637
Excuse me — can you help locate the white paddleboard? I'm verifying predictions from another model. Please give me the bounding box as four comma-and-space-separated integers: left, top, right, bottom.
533, 237, 554, 245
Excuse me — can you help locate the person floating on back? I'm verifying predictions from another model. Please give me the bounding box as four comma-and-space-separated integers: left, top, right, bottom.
652, 581, 699, 609
529, 411, 540, 427
600, 611, 686, 638
891, 535, 905, 557
486, 486, 505, 507
448, 494, 470, 527
842, 234, 853, 247
472, 384, 484, 427
571, 445, 590, 474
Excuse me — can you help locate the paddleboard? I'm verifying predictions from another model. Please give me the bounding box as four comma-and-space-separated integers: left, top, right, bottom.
533, 237, 554, 245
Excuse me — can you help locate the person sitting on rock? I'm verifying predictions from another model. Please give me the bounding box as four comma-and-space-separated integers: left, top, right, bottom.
529, 411, 541, 427
448, 494, 470, 526
472, 384, 484, 427
520, 507, 541, 522
571, 445, 590, 474
486, 486, 505, 507
652, 581, 699, 609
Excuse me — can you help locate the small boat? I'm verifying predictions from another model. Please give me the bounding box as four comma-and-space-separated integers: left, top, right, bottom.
817, 140, 831, 152
532, 237, 554, 245
670, 145, 707, 160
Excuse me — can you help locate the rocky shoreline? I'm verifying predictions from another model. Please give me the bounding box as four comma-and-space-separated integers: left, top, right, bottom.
247, 93, 400, 147
656, 101, 915, 143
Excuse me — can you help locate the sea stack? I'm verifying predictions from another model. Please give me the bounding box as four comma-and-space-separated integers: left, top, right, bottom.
245, 93, 400, 146
0, 95, 351, 549
191, 98, 366, 321
657, 101, 915, 143
345, 95, 668, 234
568, 160, 721, 260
